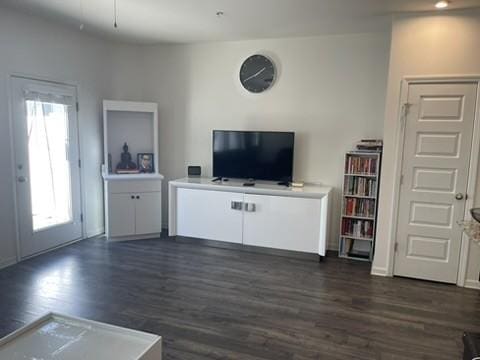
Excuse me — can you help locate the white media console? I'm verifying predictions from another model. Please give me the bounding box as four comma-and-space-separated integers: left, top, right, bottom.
168, 178, 332, 258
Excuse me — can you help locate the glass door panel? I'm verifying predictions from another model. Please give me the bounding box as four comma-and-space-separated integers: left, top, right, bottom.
26, 100, 73, 231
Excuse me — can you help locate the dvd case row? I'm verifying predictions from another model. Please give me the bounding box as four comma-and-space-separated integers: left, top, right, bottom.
345, 156, 377, 175
344, 177, 377, 197
343, 198, 375, 218
341, 218, 374, 239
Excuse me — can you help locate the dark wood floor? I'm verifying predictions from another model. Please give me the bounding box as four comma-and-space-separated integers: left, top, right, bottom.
0, 236, 479, 359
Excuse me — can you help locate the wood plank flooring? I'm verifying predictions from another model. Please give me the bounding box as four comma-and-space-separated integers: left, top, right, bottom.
0, 235, 479, 359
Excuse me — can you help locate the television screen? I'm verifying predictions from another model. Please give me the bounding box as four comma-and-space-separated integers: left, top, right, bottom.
213, 130, 294, 182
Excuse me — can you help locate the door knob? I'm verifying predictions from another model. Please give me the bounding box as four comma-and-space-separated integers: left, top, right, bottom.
17, 176, 27, 183
455, 193, 464, 200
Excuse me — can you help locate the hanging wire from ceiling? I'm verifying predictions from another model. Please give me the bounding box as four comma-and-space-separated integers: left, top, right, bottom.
79, 0, 84, 30
114, 0, 118, 28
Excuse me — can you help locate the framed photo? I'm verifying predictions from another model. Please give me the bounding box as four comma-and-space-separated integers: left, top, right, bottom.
137, 153, 154, 173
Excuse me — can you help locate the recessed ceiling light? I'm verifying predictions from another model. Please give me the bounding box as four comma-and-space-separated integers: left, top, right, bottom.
435, 1, 449, 9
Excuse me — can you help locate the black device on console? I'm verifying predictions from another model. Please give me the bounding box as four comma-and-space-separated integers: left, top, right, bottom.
187, 166, 201, 177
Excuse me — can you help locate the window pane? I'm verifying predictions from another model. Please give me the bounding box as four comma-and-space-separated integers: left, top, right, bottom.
26, 100, 73, 231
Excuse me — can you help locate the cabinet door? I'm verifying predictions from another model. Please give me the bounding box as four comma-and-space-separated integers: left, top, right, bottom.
135, 192, 162, 235
176, 188, 243, 243
243, 194, 322, 253
108, 194, 136, 237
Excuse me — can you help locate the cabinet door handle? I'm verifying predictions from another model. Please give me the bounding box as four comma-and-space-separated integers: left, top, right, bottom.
231, 201, 243, 211
131, 195, 135, 199
245, 203, 256, 212
136, 195, 140, 199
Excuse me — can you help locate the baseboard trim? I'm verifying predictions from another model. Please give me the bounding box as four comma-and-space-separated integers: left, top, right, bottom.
371, 266, 390, 277
465, 279, 480, 290
107, 233, 161, 242
87, 227, 105, 239
0, 256, 17, 270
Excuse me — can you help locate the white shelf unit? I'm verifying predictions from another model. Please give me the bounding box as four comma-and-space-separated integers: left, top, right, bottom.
103, 100, 159, 175
102, 100, 164, 241
339, 151, 381, 262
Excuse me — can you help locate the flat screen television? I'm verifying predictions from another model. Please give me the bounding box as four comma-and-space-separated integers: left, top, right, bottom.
213, 130, 294, 182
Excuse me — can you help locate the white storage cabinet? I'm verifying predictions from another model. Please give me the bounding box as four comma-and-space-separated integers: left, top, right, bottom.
102, 100, 164, 241
169, 178, 331, 257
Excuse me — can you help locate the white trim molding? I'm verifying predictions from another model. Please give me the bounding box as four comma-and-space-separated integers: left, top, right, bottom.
86, 227, 105, 239
371, 266, 389, 277
465, 279, 480, 290
0, 257, 17, 270
385, 75, 480, 287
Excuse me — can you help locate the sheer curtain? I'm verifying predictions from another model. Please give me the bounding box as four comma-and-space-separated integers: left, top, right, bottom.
24, 90, 73, 231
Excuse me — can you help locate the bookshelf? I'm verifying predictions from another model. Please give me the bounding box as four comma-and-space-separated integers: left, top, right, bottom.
339, 151, 381, 262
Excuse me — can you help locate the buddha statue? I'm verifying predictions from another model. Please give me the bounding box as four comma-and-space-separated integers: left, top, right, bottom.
116, 142, 137, 171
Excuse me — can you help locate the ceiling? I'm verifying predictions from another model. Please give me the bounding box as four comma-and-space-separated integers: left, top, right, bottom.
3, 0, 480, 44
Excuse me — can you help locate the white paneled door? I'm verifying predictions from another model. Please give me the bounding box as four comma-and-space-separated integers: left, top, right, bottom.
11, 77, 82, 258
394, 82, 478, 283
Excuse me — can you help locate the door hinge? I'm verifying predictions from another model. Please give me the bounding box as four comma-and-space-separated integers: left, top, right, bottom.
400, 174, 404, 186
403, 102, 412, 117
76, 102, 79, 112
80, 213, 84, 222
78, 159, 82, 168
394, 242, 398, 252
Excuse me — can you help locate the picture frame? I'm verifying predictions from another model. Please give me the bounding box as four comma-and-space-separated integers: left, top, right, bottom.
137, 153, 154, 173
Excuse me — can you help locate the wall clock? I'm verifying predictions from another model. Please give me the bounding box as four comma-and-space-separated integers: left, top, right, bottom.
239, 54, 276, 93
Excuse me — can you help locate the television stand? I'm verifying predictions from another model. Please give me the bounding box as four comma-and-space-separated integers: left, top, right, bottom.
168, 177, 332, 259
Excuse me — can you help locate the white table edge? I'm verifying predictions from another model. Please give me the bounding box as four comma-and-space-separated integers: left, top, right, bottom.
0, 312, 161, 356
169, 177, 332, 199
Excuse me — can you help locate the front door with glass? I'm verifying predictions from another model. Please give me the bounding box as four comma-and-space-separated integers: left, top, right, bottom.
11, 77, 82, 258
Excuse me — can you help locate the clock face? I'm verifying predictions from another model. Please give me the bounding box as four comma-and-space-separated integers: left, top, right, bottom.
240, 55, 276, 93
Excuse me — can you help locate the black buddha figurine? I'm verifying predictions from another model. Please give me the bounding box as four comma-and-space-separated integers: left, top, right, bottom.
116, 142, 137, 171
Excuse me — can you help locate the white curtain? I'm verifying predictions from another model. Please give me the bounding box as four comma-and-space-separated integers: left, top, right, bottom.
25, 94, 73, 231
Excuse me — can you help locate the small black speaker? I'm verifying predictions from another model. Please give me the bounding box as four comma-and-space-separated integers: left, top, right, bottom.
188, 166, 201, 177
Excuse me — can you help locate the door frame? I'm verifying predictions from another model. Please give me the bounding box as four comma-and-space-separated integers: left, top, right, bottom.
7, 73, 86, 261
388, 75, 480, 287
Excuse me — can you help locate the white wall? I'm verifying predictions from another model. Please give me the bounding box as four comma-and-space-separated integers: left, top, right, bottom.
0, 7, 141, 267
373, 10, 480, 287
141, 33, 391, 249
